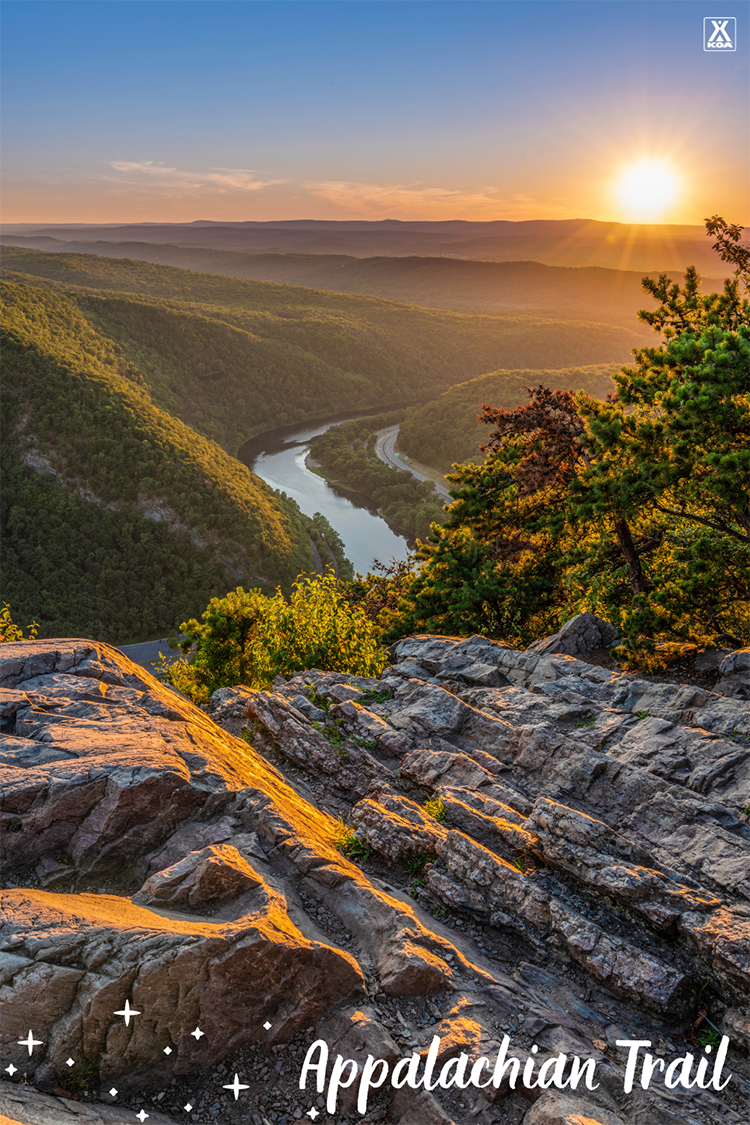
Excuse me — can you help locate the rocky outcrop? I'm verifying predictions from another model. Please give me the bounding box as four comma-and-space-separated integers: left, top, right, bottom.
2, 636, 750, 1125
134, 843, 268, 908
523, 1093, 626, 1125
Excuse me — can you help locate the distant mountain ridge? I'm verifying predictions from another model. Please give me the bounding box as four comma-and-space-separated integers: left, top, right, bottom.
3, 216, 738, 271
3, 217, 713, 232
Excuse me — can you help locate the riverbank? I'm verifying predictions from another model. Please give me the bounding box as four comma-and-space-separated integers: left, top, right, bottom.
237, 401, 422, 466
305, 451, 417, 541
308, 417, 446, 542
244, 416, 411, 575
374, 425, 452, 500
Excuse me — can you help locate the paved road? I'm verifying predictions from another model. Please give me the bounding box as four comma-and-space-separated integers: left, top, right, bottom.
374, 426, 451, 501
118, 638, 183, 674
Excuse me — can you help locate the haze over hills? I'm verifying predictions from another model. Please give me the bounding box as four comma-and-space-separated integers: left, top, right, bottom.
1, 247, 648, 443
2, 217, 736, 272
4, 230, 734, 642
0, 239, 726, 324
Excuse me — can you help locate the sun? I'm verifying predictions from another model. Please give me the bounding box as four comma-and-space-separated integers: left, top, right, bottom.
614, 161, 680, 221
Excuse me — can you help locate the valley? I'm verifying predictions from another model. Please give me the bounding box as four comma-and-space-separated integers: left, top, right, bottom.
243, 415, 411, 576
1, 243, 650, 643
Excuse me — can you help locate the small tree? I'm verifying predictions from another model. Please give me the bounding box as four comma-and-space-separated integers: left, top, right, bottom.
574, 217, 749, 647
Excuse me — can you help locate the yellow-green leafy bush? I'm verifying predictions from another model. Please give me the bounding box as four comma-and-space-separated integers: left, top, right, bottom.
163, 571, 388, 704
0, 603, 39, 643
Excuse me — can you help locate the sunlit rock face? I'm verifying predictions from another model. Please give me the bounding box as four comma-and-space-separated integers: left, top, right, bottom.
1, 636, 749, 1125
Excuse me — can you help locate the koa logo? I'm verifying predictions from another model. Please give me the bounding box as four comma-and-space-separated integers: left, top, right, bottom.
703, 17, 737, 50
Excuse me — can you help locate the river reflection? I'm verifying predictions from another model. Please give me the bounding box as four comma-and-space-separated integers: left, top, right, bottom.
241, 418, 410, 576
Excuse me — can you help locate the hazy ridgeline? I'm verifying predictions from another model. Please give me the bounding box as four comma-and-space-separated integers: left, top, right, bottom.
2, 215, 731, 273
1, 246, 643, 437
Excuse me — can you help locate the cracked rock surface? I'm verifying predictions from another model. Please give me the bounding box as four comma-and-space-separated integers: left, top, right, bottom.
1, 636, 749, 1125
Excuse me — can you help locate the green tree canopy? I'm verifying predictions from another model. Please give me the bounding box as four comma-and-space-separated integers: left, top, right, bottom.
382, 217, 749, 660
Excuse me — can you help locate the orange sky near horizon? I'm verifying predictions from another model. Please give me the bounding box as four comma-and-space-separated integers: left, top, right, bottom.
2, 2, 747, 228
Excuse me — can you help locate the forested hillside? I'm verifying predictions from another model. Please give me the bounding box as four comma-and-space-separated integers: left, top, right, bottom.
366, 219, 749, 659
0, 247, 660, 642
3, 247, 645, 448
398, 364, 618, 472
1, 278, 333, 641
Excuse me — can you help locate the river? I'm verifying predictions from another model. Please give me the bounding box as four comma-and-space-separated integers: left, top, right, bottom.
240, 417, 411, 576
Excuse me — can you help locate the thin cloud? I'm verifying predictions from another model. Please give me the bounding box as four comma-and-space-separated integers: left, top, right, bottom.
306, 180, 509, 219
106, 161, 285, 192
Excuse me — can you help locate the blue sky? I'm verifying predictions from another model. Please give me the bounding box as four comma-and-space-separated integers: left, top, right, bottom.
2, 1, 747, 223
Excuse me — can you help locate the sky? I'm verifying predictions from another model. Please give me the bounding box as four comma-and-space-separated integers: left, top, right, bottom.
1, 0, 748, 225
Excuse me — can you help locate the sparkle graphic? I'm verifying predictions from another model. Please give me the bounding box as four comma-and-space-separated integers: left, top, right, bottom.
306, 1110, 320, 1121
136, 1112, 149, 1123
263, 1021, 272, 1030
17, 1031, 43, 1056
163, 1046, 172, 1055
5, 1063, 18, 1076
184, 1103, 193, 1113
223, 1073, 249, 1100
66, 1058, 75, 1067
190, 1026, 204, 1040
114, 999, 140, 1026
109, 1088, 118, 1097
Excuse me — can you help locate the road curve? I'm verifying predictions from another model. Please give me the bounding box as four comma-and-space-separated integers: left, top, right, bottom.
374, 426, 451, 501
118, 638, 183, 674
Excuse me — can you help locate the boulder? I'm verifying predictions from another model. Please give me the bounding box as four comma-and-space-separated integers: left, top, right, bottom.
311, 1005, 400, 1112
714, 647, 750, 699
526, 613, 617, 657
350, 796, 447, 861
0, 1085, 179, 1125
0, 886, 363, 1090
393, 1090, 456, 1124
134, 843, 265, 907
379, 941, 453, 997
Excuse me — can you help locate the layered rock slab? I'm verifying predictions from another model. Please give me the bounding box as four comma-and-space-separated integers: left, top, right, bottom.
0, 886, 363, 1089
238, 636, 750, 1018
0, 641, 466, 1100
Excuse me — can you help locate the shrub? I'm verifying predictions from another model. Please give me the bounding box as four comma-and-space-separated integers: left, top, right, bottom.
161, 570, 388, 704
0, 603, 39, 643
